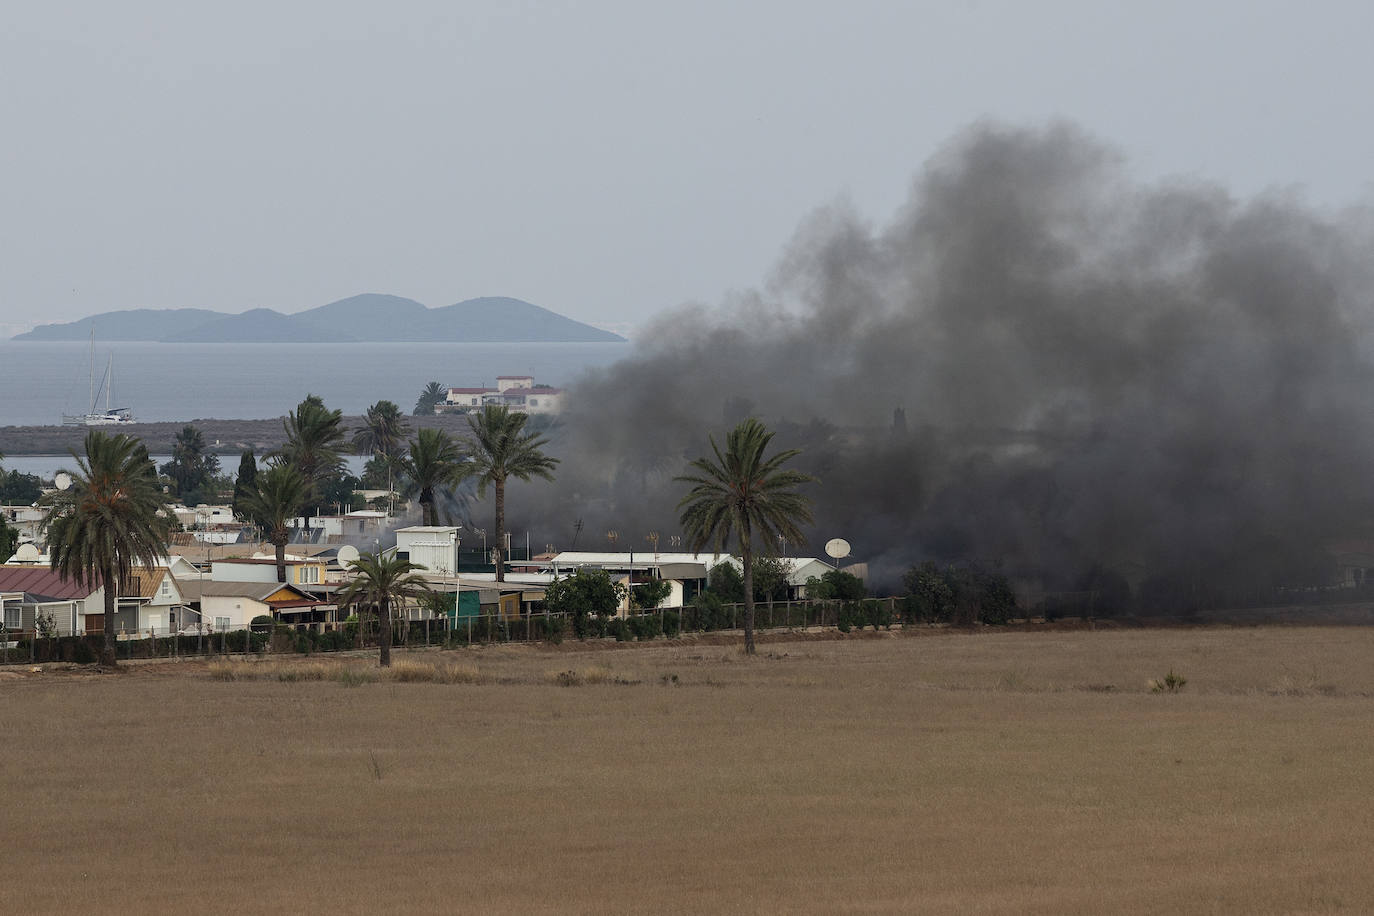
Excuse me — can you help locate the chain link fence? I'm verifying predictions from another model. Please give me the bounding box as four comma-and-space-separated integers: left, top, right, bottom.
0, 597, 908, 665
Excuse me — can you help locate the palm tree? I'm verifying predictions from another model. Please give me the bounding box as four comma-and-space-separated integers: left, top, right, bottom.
338, 550, 432, 667
352, 399, 410, 459
274, 394, 346, 528
42, 431, 171, 666
239, 464, 308, 583
400, 427, 470, 527
676, 418, 816, 655
161, 424, 220, 500
466, 405, 559, 581
413, 381, 447, 416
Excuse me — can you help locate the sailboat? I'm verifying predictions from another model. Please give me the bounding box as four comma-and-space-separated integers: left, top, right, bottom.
62, 331, 135, 426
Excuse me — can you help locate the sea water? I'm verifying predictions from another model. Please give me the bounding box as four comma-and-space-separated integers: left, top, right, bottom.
0, 340, 630, 428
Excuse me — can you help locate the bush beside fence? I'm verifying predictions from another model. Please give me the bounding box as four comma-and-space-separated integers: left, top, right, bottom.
0, 597, 906, 665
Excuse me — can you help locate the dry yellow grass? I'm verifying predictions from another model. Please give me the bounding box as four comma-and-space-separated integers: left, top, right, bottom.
4, 626, 1374, 914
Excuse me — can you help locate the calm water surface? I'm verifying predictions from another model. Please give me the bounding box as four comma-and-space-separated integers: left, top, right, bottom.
0, 340, 629, 428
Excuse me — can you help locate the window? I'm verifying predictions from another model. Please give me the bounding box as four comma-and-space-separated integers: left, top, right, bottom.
3, 604, 18, 629
214, 616, 231, 631
159, 579, 171, 598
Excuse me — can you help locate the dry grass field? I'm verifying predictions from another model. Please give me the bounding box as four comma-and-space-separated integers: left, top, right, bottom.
4, 625, 1374, 914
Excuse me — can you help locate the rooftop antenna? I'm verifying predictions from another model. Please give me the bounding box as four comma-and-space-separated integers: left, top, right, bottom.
571, 518, 583, 550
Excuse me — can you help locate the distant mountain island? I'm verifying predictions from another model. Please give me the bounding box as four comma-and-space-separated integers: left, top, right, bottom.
13, 294, 626, 343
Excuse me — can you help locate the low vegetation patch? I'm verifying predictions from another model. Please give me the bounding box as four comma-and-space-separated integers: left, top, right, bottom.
1148, 668, 1188, 693
204, 658, 485, 685
548, 665, 638, 686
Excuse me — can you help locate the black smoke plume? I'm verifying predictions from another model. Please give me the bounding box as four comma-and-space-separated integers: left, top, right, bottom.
503, 122, 1374, 600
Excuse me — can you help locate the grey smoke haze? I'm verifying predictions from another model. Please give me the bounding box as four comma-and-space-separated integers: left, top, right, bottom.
502, 122, 1374, 598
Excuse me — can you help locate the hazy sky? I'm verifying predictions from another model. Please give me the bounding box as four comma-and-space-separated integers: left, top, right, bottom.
3, 0, 1372, 337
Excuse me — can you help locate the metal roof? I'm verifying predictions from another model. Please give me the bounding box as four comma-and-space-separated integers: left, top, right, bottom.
0, 565, 99, 601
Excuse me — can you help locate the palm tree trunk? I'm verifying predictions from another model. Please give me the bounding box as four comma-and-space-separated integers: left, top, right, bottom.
378, 595, 392, 667
101, 564, 118, 667
494, 477, 506, 582
275, 536, 287, 583
740, 540, 756, 655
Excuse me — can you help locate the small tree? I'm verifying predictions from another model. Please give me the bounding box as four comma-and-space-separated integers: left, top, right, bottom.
751, 555, 794, 603
544, 568, 625, 636
232, 450, 257, 518
0, 470, 43, 504
631, 578, 672, 610
903, 562, 955, 622
0, 516, 17, 561
161, 425, 220, 502
805, 569, 866, 600
706, 561, 744, 603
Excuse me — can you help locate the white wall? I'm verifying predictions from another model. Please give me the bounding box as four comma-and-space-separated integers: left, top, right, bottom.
201, 595, 268, 630
211, 561, 278, 583
395, 528, 459, 574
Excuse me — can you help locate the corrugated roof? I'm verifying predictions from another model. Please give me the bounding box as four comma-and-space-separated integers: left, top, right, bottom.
180, 580, 315, 602
0, 565, 99, 601
122, 567, 168, 599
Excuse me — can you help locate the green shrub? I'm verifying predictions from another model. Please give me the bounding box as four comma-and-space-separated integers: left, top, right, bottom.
610, 618, 630, 642
1149, 669, 1188, 693
865, 600, 893, 630
629, 614, 662, 641
538, 615, 566, 644
72, 637, 97, 664
662, 610, 681, 638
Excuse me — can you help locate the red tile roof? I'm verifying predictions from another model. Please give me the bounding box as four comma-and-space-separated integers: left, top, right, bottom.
0, 566, 99, 601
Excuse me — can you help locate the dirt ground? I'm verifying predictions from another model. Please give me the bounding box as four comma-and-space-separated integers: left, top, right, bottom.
4, 625, 1374, 914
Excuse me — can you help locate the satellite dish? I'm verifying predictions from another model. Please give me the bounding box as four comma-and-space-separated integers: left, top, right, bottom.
54, 473, 72, 491
337, 545, 360, 567
824, 538, 851, 561
15, 543, 40, 562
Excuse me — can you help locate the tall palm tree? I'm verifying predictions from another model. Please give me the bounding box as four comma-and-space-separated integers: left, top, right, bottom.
352, 399, 410, 460
400, 427, 470, 527
42, 431, 171, 666
338, 550, 432, 667
274, 394, 346, 528
239, 464, 308, 583
161, 424, 219, 500
676, 418, 816, 655
413, 381, 447, 416
466, 405, 558, 581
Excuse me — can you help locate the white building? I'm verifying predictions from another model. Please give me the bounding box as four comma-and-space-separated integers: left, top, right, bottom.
394, 526, 460, 575
443, 375, 564, 415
